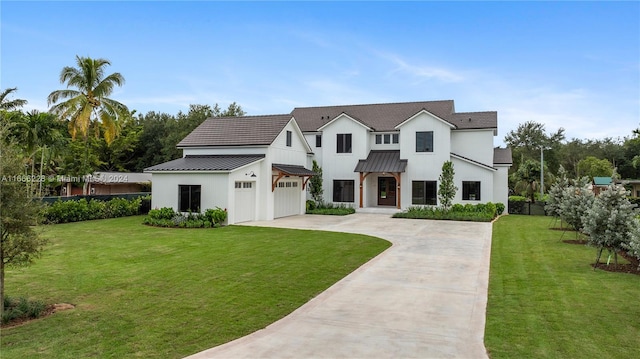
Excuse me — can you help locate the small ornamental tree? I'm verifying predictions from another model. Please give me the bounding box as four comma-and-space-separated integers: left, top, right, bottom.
559, 177, 594, 233
438, 161, 457, 210
309, 160, 324, 205
545, 165, 569, 221
0, 123, 48, 316
624, 219, 640, 270
583, 183, 638, 267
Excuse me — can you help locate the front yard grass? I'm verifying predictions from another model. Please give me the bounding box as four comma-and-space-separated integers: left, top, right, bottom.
1, 216, 390, 358
486, 215, 640, 358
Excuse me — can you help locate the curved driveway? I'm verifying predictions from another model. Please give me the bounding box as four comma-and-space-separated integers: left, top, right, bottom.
186, 213, 492, 359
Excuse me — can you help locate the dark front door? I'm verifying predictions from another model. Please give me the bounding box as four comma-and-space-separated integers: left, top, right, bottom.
378, 177, 396, 206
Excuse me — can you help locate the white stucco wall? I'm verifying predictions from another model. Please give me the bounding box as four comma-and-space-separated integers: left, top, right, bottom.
451, 157, 495, 204
450, 130, 494, 166
493, 165, 510, 208
150, 172, 229, 212
320, 115, 371, 205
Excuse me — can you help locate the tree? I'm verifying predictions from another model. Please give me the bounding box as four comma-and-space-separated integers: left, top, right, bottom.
624, 219, 640, 270
0, 87, 27, 111
545, 165, 569, 222
576, 156, 613, 179
559, 177, 594, 233
309, 160, 324, 204
438, 161, 457, 210
510, 159, 549, 202
504, 121, 565, 175
48, 56, 129, 146
583, 183, 638, 268
0, 123, 48, 316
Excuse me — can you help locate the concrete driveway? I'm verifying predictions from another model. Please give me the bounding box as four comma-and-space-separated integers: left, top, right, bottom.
186, 213, 492, 359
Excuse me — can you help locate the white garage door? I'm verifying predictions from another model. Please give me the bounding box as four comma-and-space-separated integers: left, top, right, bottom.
274, 180, 301, 218
234, 181, 256, 223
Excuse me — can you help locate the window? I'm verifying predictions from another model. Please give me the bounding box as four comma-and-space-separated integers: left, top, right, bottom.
376, 133, 399, 144
463, 181, 481, 201
316, 134, 322, 147
236, 182, 253, 189
416, 131, 434, 152
179, 185, 201, 212
286, 130, 292, 147
333, 180, 355, 202
337, 133, 352, 153
412, 181, 437, 205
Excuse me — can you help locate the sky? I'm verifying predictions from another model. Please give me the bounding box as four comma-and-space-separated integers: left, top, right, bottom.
1, 1, 639, 146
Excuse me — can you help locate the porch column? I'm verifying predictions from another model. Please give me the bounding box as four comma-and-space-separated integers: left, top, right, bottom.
359, 172, 365, 208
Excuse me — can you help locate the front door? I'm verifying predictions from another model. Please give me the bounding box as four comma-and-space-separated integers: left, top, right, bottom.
378, 177, 396, 206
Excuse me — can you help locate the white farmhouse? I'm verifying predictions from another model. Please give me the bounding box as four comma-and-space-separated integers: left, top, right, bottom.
146, 100, 512, 224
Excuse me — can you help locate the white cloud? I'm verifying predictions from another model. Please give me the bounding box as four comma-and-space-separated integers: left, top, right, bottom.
382, 53, 465, 83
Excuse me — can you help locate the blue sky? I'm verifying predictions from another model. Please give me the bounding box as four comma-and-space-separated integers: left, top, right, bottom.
2, 1, 639, 146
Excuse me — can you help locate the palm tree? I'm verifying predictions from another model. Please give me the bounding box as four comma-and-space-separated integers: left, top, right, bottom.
47, 56, 128, 145
18, 111, 65, 196
0, 87, 27, 111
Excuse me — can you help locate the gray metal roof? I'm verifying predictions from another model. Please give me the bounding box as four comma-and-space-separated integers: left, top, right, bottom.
354, 150, 408, 173
272, 163, 316, 176
493, 147, 513, 165
145, 155, 265, 172
292, 100, 497, 132
177, 115, 292, 147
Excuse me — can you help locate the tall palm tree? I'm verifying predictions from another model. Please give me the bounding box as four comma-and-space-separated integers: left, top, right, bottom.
0, 87, 27, 111
47, 56, 128, 145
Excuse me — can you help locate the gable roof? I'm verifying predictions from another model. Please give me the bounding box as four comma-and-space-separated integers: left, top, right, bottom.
145, 155, 265, 172
316, 112, 373, 131
493, 147, 513, 165
177, 114, 292, 147
291, 100, 497, 132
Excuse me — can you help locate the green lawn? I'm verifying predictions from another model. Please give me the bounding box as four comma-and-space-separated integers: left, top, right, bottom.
486, 215, 640, 358
1, 216, 390, 358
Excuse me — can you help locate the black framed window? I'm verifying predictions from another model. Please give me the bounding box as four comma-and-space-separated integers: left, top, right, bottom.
375, 134, 382, 144
392, 133, 399, 144
286, 130, 292, 147
315, 134, 322, 147
333, 180, 355, 202
179, 185, 201, 212
416, 131, 434, 152
463, 181, 481, 201
412, 181, 437, 205
337, 133, 352, 153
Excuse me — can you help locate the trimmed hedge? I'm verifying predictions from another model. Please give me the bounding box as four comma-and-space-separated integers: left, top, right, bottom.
306, 202, 356, 216
44, 197, 143, 224
393, 202, 500, 222
143, 207, 228, 228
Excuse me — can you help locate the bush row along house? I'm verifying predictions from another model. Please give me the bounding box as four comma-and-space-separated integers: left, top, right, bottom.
145, 100, 513, 224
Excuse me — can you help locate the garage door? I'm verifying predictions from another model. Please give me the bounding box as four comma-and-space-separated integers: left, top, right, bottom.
274, 180, 301, 218
234, 181, 256, 223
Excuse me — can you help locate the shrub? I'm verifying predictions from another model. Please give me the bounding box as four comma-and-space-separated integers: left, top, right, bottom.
148, 207, 176, 220
306, 202, 355, 216
44, 197, 142, 224
393, 202, 498, 222
496, 202, 505, 215
1, 295, 48, 325
204, 207, 227, 225
508, 195, 528, 202
559, 178, 594, 233
144, 207, 225, 228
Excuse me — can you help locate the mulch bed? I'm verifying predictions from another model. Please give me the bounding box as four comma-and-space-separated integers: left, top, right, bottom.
1, 303, 74, 328
563, 239, 588, 245
592, 263, 640, 276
